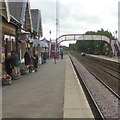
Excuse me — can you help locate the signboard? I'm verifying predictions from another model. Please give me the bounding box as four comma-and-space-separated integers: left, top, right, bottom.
19, 40, 30, 43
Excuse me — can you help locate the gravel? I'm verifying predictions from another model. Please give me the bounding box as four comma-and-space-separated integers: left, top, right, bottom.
70, 54, 119, 119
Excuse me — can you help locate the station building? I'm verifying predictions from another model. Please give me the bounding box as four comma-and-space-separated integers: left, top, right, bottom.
1, 1, 21, 70
1, 0, 43, 72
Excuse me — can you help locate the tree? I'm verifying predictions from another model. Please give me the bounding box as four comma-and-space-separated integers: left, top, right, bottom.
68, 29, 113, 55
85, 29, 115, 39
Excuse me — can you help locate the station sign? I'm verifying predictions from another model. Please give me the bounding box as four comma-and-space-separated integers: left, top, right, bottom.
18, 40, 30, 43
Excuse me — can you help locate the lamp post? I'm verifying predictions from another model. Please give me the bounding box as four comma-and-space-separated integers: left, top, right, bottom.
55, 0, 59, 53
115, 30, 117, 39
49, 30, 52, 58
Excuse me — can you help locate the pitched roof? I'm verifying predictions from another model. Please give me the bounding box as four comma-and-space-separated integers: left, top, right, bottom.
1, 0, 10, 22
31, 9, 40, 32
8, 0, 33, 32
31, 9, 42, 37
1, 0, 21, 26
8, 0, 26, 25
39, 41, 48, 48
10, 15, 21, 26
41, 38, 50, 42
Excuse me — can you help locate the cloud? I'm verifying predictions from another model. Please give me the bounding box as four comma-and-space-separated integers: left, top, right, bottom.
30, 0, 118, 45
31, 1, 56, 23
59, 0, 118, 33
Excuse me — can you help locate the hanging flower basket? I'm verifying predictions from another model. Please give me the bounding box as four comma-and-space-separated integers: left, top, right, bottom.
2, 74, 12, 85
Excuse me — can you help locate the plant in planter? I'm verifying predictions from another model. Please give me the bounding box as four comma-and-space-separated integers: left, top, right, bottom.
11, 72, 21, 80
2, 74, 12, 85
20, 67, 29, 75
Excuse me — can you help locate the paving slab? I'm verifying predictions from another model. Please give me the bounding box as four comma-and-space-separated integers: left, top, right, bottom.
2, 55, 94, 119
2, 57, 66, 118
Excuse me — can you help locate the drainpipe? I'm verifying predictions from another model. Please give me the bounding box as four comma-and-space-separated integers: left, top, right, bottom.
16, 26, 21, 55
16, 27, 19, 54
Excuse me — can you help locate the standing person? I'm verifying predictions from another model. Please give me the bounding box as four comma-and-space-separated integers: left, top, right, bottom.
11, 51, 20, 74
24, 48, 31, 70
33, 51, 39, 72
5, 52, 12, 76
54, 52, 57, 64
29, 48, 34, 72
60, 51, 64, 59
43, 52, 47, 63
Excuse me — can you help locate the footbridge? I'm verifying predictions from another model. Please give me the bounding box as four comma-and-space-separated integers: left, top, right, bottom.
56, 34, 120, 56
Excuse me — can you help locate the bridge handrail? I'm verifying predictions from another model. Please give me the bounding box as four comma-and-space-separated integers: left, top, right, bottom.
56, 34, 120, 56
57, 34, 111, 44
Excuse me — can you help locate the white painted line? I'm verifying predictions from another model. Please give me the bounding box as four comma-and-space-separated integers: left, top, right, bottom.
69, 58, 82, 88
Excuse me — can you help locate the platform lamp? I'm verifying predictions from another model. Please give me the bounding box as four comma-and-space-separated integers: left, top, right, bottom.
115, 30, 117, 39
49, 30, 52, 58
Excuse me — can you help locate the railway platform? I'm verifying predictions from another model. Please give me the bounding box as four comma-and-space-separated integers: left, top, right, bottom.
87, 54, 120, 63
2, 54, 94, 118
63, 55, 94, 118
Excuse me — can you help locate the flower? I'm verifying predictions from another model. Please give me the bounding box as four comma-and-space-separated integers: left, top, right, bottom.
2, 76, 6, 79
2, 74, 12, 79
11, 73, 18, 75
6, 75, 12, 78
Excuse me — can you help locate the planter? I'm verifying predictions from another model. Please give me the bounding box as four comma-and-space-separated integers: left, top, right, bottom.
2, 74, 12, 85
20, 69, 29, 75
11, 72, 21, 80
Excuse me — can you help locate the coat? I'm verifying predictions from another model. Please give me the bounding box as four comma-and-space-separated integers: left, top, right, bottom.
33, 55, 39, 68
5, 57, 12, 75
11, 53, 19, 68
24, 52, 30, 65
54, 54, 57, 59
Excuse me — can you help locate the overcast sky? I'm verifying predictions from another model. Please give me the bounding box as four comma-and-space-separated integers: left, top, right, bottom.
30, 0, 119, 46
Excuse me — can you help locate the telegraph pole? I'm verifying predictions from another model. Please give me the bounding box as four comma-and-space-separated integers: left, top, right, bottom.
55, 0, 59, 52
49, 30, 52, 58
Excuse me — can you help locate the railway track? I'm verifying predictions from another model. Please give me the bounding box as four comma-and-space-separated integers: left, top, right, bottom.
69, 56, 104, 119
86, 55, 120, 79
69, 52, 119, 119
70, 52, 120, 98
